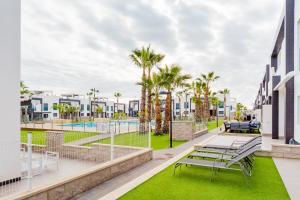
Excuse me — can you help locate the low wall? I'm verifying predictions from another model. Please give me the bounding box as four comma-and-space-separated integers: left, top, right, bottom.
61, 144, 140, 162
172, 121, 207, 140
256, 144, 300, 159
7, 149, 152, 200
21, 131, 142, 163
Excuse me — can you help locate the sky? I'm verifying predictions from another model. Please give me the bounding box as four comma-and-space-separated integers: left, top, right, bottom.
21, 0, 284, 107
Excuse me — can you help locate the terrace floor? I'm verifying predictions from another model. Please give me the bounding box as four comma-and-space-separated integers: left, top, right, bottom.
0, 154, 97, 198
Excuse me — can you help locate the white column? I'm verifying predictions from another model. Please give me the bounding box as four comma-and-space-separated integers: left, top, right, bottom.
0, 0, 21, 182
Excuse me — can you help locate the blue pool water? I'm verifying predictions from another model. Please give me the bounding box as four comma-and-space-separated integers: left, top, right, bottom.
62, 120, 139, 128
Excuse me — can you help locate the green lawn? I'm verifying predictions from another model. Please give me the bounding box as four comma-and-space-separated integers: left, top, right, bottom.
207, 119, 224, 131
120, 156, 289, 200
20, 130, 98, 145
84, 132, 186, 150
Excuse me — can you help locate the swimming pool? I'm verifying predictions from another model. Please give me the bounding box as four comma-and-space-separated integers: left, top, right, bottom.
61, 120, 139, 128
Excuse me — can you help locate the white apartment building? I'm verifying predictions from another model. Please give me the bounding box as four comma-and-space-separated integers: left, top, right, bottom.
172, 93, 236, 119
21, 91, 129, 121
254, 0, 300, 143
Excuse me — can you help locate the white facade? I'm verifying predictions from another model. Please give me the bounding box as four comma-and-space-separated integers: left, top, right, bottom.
24, 92, 129, 120
0, 0, 21, 183
294, 0, 300, 141
172, 93, 236, 119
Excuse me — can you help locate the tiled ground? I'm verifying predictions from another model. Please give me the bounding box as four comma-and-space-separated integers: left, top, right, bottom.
273, 158, 300, 200
0, 156, 97, 198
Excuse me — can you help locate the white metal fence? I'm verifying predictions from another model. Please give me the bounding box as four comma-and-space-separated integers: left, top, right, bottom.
0, 121, 151, 198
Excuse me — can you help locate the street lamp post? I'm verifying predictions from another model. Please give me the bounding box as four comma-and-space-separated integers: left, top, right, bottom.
160, 91, 173, 148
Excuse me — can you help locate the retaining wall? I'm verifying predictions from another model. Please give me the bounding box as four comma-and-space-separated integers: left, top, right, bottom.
7, 149, 152, 200
172, 121, 208, 140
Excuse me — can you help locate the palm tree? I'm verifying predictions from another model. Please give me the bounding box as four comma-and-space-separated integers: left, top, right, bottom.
146, 51, 165, 124
114, 92, 122, 114
236, 102, 246, 121
20, 81, 31, 95
211, 94, 220, 126
130, 46, 153, 133
152, 72, 163, 135
53, 103, 67, 119
200, 72, 219, 121
96, 106, 103, 118
87, 88, 100, 121
210, 92, 220, 119
159, 64, 191, 133
219, 88, 230, 120
191, 80, 205, 122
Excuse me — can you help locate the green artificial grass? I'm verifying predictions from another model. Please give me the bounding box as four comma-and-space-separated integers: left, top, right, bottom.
20, 130, 98, 145
84, 132, 186, 150
120, 157, 289, 200
207, 119, 224, 131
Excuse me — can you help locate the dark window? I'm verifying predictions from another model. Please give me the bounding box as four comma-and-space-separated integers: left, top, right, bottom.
53, 103, 57, 110
53, 113, 58, 117
176, 103, 180, 109
184, 102, 189, 109
111, 106, 113, 111
87, 113, 90, 116
81, 104, 84, 111
81, 113, 84, 116
43, 114, 48, 118
219, 102, 224, 108
87, 104, 90, 111
43, 103, 48, 111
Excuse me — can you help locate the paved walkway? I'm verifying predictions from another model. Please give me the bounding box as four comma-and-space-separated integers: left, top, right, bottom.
273, 158, 300, 200
72, 127, 223, 200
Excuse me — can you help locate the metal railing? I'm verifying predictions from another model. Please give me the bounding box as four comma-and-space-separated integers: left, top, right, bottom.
1, 121, 151, 198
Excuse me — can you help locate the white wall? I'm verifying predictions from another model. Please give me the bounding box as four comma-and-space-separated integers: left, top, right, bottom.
254, 109, 262, 122
262, 105, 272, 134
294, 1, 300, 141
0, 0, 21, 182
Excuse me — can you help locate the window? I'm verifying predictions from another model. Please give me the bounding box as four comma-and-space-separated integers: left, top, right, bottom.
81, 104, 84, 111
87, 113, 90, 116
219, 102, 224, 108
184, 102, 189, 109
219, 111, 224, 115
43, 103, 48, 111
87, 104, 90, 111
111, 106, 113, 112
43, 114, 48, 118
53, 113, 58, 117
81, 113, 84, 116
106, 106, 109, 111
176, 103, 180, 109
53, 103, 57, 110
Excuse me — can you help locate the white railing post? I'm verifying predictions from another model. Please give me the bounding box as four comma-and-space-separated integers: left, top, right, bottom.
148, 122, 151, 148
110, 127, 114, 161
27, 132, 32, 189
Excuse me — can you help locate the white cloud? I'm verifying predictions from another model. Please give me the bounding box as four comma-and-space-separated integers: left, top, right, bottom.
21, 0, 283, 107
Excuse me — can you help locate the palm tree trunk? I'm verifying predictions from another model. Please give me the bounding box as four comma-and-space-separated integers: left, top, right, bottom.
155, 94, 162, 135
205, 89, 209, 121
224, 96, 227, 120
147, 89, 152, 122
163, 93, 171, 133
139, 68, 146, 133
178, 97, 181, 120
147, 68, 152, 123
